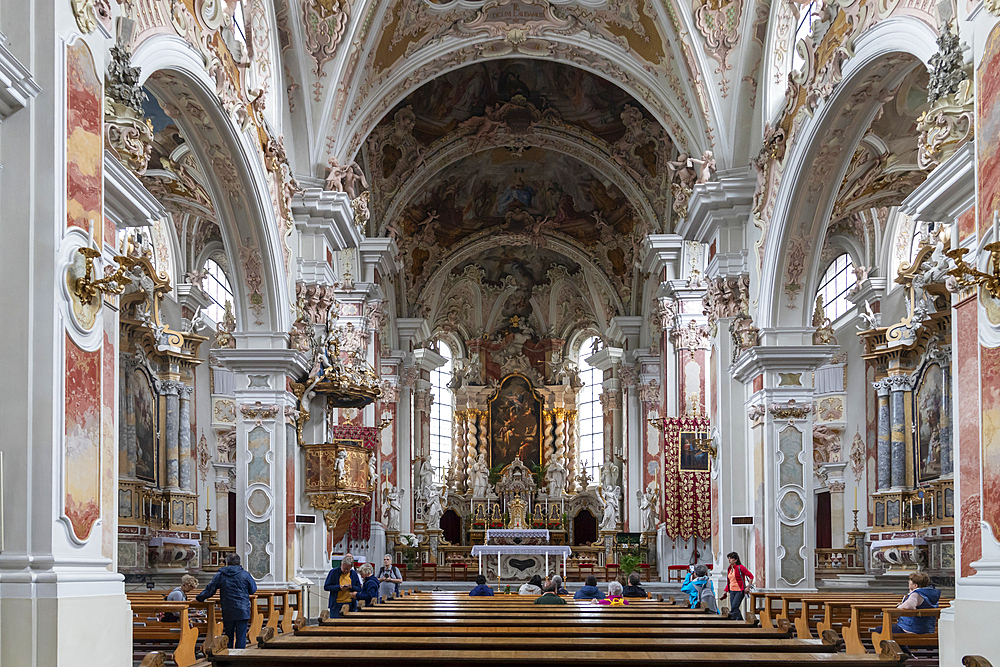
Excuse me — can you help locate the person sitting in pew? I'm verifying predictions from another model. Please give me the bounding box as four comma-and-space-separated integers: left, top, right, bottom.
680, 565, 698, 608
518, 574, 543, 595
875, 571, 942, 635
550, 575, 569, 596
324, 553, 362, 619
195, 553, 257, 649
377, 555, 403, 601
534, 580, 567, 605
469, 574, 494, 597
691, 565, 719, 613
594, 580, 629, 605
622, 572, 647, 598
573, 575, 606, 601
356, 563, 381, 607
163, 574, 199, 622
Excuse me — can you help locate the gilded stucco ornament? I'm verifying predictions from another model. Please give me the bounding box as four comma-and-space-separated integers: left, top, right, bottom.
71, 0, 111, 34
105, 45, 154, 175
917, 22, 973, 170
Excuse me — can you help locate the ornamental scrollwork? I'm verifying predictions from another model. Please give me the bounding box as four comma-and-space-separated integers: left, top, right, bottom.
768, 400, 812, 421
240, 401, 281, 425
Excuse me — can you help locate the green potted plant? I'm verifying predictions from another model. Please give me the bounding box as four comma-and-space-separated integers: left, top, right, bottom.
618, 543, 643, 578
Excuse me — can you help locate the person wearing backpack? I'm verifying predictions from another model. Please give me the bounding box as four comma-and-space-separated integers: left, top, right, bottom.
377, 554, 403, 601
721, 551, 754, 620
691, 565, 718, 613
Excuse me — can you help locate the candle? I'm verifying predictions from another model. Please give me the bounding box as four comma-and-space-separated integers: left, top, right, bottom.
854, 486, 857, 512
87, 220, 94, 249
993, 210, 998, 244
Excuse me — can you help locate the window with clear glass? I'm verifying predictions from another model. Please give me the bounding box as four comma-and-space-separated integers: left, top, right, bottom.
790, 0, 821, 73
232, 1, 247, 47
203, 258, 234, 324
578, 336, 604, 484
816, 253, 856, 323
429, 343, 453, 481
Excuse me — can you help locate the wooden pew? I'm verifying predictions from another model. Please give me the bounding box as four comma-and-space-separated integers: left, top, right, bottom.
844, 601, 949, 655
131, 601, 200, 667
869, 607, 942, 655
787, 593, 902, 639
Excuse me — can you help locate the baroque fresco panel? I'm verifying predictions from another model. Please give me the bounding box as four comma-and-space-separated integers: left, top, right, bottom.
65, 334, 101, 541
132, 369, 157, 482
66, 41, 103, 240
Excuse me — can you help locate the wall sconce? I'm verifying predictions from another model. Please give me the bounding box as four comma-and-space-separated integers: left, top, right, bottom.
946, 210, 1000, 299
946, 243, 1000, 299
72, 246, 138, 305
647, 413, 664, 432
694, 437, 717, 459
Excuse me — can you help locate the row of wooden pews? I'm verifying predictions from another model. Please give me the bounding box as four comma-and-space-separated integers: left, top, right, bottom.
127, 588, 302, 666
747, 589, 952, 659
199, 589, 920, 666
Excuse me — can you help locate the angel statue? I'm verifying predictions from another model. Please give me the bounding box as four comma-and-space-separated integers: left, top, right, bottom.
425, 485, 446, 529
332, 449, 349, 485
637, 482, 660, 533
599, 460, 619, 490
598, 485, 621, 532
382, 483, 403, 531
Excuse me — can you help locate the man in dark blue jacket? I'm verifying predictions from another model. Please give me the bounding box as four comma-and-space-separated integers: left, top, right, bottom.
324, 553, 363, 618
573, 575, 606, 600
196, 553, 258, 648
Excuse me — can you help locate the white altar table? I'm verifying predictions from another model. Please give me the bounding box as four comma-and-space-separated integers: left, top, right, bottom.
485, 528, 549, 544
470, 544, 571, 579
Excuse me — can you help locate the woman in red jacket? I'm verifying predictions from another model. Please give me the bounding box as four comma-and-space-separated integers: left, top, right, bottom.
722, 551, 753, 620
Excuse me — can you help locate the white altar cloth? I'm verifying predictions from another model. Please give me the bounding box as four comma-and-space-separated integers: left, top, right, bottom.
485, 528, 550, 544
471, 544, 571, 578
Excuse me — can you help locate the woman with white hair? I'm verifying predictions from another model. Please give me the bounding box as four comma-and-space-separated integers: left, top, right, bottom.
356, 563, 381, 607
594, 579, 629, 605
323, 553, 362, 618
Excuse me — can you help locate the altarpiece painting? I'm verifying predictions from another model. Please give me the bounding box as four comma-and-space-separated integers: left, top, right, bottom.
489, 374, 542, 469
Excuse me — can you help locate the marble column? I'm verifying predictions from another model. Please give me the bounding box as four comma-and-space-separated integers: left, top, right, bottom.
887, 375, 911, 489
178, 384, 193, 492
164, 380, 181, 491
874, 379, 891, 492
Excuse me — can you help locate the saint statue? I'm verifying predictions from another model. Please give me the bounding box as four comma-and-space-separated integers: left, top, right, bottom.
637, 483, 659, 533
382, 483, 402, 531
545, 456, 567, 497
599, 460, 619, 490
469, 453, 490, 498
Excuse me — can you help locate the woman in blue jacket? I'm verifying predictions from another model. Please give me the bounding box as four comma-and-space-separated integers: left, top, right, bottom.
356, 563, 381, 606
324, 553, 363, 618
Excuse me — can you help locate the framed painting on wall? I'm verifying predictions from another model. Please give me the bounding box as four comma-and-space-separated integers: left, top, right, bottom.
488, 374, 542, 470
679, 431, 710, 472
915, 362, 943, 483
131, 367, 158, 483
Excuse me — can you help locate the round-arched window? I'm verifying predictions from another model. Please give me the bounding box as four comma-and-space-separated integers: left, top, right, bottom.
429, 343, 453, 481
203, 258, 234, 324
816, 253, 855, 323
578, 336, 604, 483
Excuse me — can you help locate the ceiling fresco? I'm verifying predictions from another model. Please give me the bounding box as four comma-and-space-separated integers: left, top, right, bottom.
386, 59, 662, 147
396, 146, 636, 251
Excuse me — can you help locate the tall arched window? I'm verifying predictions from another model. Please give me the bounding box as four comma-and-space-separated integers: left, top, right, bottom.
578, 336, 604, 483
203, 258, 234, 324
429, 343, 453, 481
816, 253, 855, 323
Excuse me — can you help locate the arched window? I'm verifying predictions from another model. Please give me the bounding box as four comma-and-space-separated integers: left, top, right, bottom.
231, 1, 248, 47
790, 0, 822, 73
578, 336, 604, 484
816, 253, 855, 323
429, 343, 453, 481
203, 258, 234, 324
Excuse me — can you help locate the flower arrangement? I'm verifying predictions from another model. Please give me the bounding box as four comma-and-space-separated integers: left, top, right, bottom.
399, 532, 419, 567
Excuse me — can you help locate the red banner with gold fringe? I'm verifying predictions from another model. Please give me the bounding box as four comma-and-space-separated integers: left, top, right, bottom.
662, 416, 712, 540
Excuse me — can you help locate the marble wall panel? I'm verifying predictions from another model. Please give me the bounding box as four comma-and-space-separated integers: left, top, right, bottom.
977, 24, 1000, 236
780, 522, 804, 585
982, 343, 1000, 544
65, 41, 102, 238
248, 519, 271, 580
65, 334, 101, 540
248, 426, 271, 485
957, 298, 981, 576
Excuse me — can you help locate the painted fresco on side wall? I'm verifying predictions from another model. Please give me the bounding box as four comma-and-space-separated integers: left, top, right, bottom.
978, 24, 1000, 236
65, 334, 101, 541
66, 41, 102, 240
132, 369, 157, 482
